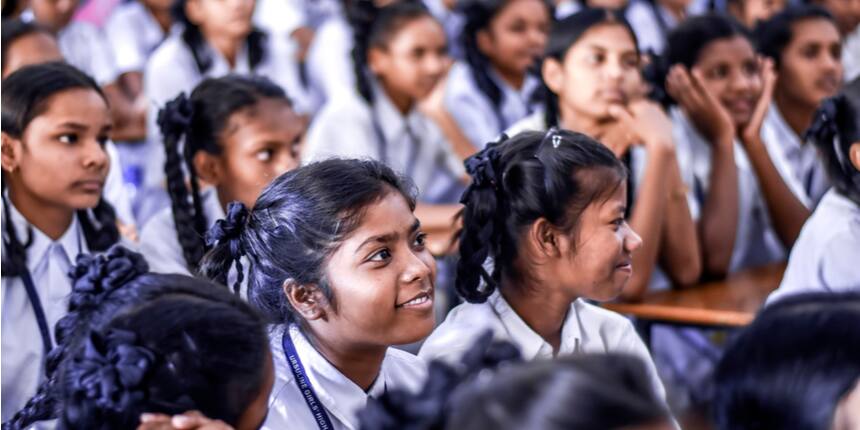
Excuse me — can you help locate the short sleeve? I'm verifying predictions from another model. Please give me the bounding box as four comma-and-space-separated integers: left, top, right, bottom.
105, 8, 145, 74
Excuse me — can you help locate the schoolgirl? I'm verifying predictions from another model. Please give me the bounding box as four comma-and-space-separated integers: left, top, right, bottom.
201, 159, 436, 429
104, 0, 172, 96
756, 5, 843, 210
769, 91, 860, 298
142, 0, 311, 188
304, 0, 466, 240
418, 129, 665, 401
4, 246, 271, 430
508, 8, 701, 297
1, 62, 121, 422
653, 14, 788, 275
443, 0, 551, 149
139, 75, 303, 280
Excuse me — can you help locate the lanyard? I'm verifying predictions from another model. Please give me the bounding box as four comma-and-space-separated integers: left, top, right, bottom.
22, 269, 52, 355
371, 112, 421, 176
282, 329, 335, 430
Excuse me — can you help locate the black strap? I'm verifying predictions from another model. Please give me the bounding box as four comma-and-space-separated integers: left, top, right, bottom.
21, 268, 53, 356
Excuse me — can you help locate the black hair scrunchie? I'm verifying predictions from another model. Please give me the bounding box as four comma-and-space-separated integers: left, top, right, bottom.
156, 93, 194, 139
68, 245, 149, 311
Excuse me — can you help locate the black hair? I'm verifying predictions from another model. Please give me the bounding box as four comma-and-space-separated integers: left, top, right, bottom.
804, 92, 860, 206
458, 0, 552, 131
157, 75, 292, 274
1, 62, 119, 278
752, 4, 834, 67
0, 18, 55, 73
171, 0, 267, 75
359, 333, 669, 430
2, 246, 269, 430
348, 0, 435, 105
541, 8, 638, 127
200, 158, 417, 322
714, 292, 860, 430
456, 129, 628, 303
644, 14, 751, 106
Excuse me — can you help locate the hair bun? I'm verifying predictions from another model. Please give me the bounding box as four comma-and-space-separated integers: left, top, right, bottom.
68, 246, 149, 310
70, 328, 155, 412
157, 93, 194, 138
463, 136, 506, 191
205, 201, 249, 259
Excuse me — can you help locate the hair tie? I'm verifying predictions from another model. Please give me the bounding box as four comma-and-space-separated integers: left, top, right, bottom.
806, 97, 846, 167
156, 93, 194, 138
68, 246, 149, 310
464, 135, 506, 191
205, 202, 249, 295
70, 328, 155, 413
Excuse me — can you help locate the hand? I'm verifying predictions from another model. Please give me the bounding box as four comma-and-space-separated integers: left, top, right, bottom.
666, 65, 735, 145
740, 57, 776, 146
138, 411, 235, 430
417, 59, 455, 117
592, 117, 639, 158
608, 100, 676, 154
290, 26, 315, 62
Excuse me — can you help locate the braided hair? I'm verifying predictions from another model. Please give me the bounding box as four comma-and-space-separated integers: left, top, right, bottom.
157, 75, 290, 274
1, 62, 119, 278
458, 0, 552, 131
540, 8, 638, 127
3, 246, 268, 430
456, 129, 627, 303
804, 92, 860, 206
199, 158, 416, 323
171, 0, 267, 74
348, 0, 435, 105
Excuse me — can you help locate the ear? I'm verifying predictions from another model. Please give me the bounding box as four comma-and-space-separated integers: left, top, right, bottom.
193, 150, 222, 186
1, 132, 22, 173
184, 0, 204, 25
527, 218, 566, 259
283, 280, 329, 321
367, 46, 388, 77
849, 142, 860, 173
476, 29, 493, 57
542, 57, 565, 95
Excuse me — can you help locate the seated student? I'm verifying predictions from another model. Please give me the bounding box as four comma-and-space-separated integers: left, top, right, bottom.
625, 0, 690, 55
768, 92, 860, 299
443, 0, 551, 150
26, 0, 146, 143
807, 0, 860, 82
142, 0, 310, 190
1, 62, 121, 423
304, 1, 466, 249
508, 8, 701, 297
418, 129, 666, 401
139, 75, 303, 282
654, 14, 791, 276
1, 19, 137, 235
714, 292, 860, 430
756, 5, 843, 211
364, 335, 673, 430
201, 159, 436, 429
4, 246, 272, 430
726, 0, 786, 28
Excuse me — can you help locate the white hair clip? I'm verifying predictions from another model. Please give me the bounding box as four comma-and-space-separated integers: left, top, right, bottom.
552, 135, 562, 149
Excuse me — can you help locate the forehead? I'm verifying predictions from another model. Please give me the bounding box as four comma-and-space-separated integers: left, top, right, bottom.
386, 15, 445, 48
342, 191, 416, 243
31, 88, 110, 125
224, 99, 299, 134
788, 18, 841, 46
568, 23, 637, 54
697, 35, 756, 63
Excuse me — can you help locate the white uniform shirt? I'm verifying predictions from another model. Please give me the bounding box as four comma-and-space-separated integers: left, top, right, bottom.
418, 290, 666, 400
444, 61, 542, 149
670, 108, 785, 271
142, 30, 308, 186
305, 16, 355, 103
625, 0, 679, 55
506, 111, 698, 290
767, 189, 860, 303
103, 141, 135, 227
139, 187, 225, 276
1, 204, 87, 422
104, 2, 167, 76
304, 87, 465, 204
264, 324, 427, 430
57, 20, 119, 86
843, 25, 860, 83
760, 103, 830, 209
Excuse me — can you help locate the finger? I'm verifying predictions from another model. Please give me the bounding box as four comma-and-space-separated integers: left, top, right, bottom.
690, 69, 722, 106
674, 66, 705, 108
172, 412, 210, 429
141, 413, 172, 423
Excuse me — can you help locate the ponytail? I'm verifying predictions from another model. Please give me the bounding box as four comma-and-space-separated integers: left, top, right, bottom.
203, 202, 250, 295
805, 94, 860, 206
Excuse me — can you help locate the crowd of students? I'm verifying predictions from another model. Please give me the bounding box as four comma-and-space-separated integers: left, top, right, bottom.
1, 0, 859, 428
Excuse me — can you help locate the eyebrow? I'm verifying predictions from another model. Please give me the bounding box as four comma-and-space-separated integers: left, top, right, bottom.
355, 219, 421, 255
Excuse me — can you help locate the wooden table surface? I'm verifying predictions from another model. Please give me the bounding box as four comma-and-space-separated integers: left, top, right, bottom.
603, 263, 787, 327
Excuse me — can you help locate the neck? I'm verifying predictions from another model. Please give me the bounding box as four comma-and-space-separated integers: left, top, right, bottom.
774, 89, 816, 139
7, 181, 75, 241
492, 64, 526, 91
303, 325, 387, 391
558, 102, 606, 137
205, 32, 243, 68
500, 279, 572, 353
379, 80, 414, 115
146, 6, 173, 33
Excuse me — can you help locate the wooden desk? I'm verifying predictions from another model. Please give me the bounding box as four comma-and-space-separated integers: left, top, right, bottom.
604, 263, 786, 328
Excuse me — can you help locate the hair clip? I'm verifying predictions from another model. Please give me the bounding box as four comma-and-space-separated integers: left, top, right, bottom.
552, 135, 562, 149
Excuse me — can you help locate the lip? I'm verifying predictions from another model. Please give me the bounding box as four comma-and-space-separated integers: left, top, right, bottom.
815, 76, 840, 93
395, 289, 434, 310
72, 179, 104, 193
600, 89, 626, 103
615, 260, 633, 273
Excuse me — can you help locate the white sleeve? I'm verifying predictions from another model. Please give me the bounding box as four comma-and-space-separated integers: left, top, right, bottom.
105, 9, 145, 75
616, 319, 668, 403
87, 26, 120, 86
102, 141, 135, 227
138, 210, 194, 276
443, 67, 498, 149
303, 101, 377, 163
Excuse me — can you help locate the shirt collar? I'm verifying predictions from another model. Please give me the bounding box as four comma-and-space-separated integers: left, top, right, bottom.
488, 290, 583, 360
288, 324, 387, 428
371, 80, 423, 144
206, 40, 252, 75
767, 103, 803, 149
4, 198, 85, 274
488, 68, 541, 106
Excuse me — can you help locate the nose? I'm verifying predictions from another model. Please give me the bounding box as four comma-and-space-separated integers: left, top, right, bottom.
424, 52, 449, 76
729, 69, 757, 93
82, 140, 110, 173
400, 247, 434, 286
605, 58, 625, 81
624, 224, 643, 254
529, 27, 548, 52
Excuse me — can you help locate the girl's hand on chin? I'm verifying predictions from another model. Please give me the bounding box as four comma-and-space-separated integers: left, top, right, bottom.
138, 411, 234, 430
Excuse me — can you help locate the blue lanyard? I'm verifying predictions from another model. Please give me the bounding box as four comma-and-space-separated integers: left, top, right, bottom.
21, 269, 52, 355
282, 329, 335, 430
